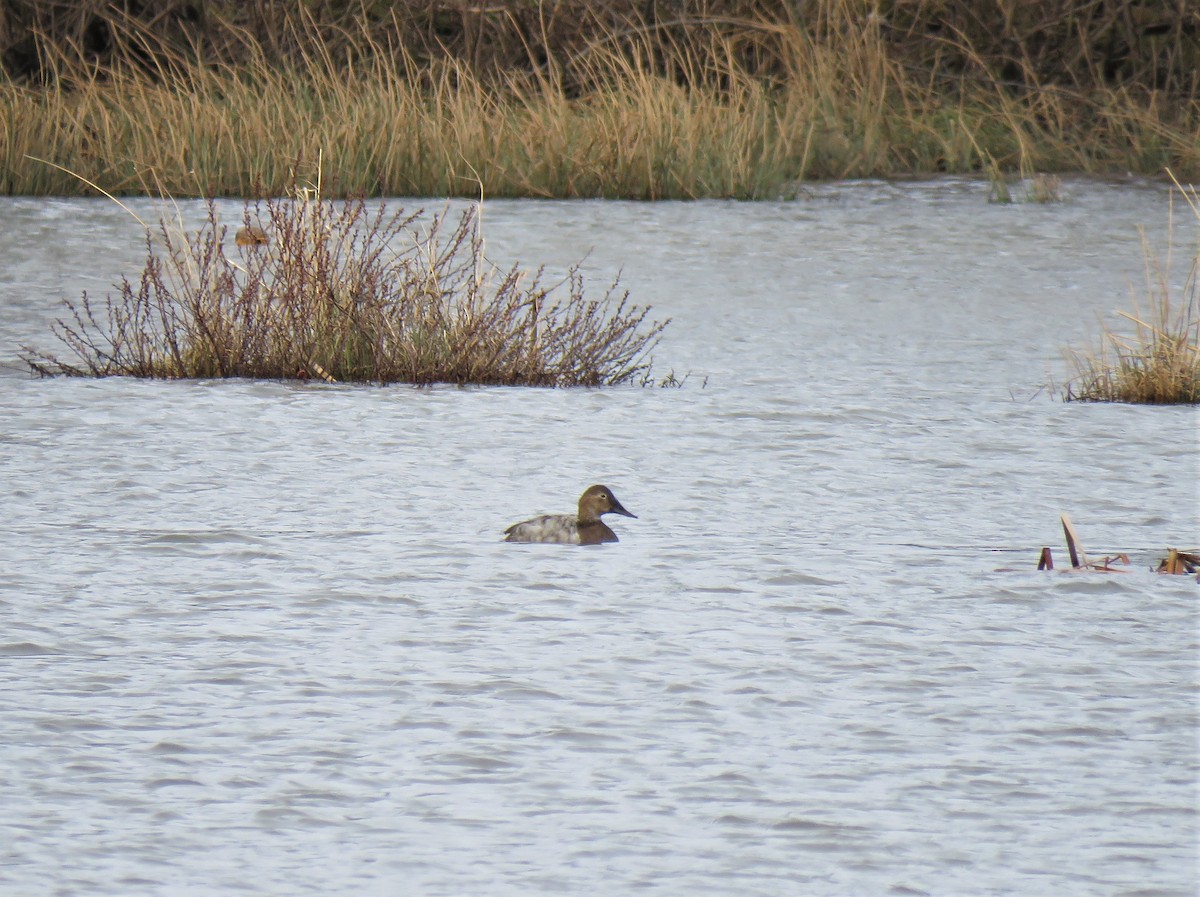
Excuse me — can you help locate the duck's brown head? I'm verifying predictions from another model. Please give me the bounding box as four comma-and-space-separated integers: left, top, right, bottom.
578, 484, 637, 523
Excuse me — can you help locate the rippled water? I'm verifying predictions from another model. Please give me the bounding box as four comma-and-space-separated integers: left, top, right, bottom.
1, 179, 1197, 896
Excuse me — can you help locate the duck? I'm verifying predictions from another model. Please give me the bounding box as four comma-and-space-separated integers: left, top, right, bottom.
234, 224, 269, 247
504, 485, 637, 545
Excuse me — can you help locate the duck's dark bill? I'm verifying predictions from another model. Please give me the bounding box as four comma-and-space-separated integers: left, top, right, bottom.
611, 499, 637, 518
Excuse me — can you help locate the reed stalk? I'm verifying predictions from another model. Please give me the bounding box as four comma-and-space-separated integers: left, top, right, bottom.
1, 3, 1195, 199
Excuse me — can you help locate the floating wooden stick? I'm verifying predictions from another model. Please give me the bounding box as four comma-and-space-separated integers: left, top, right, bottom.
1088, 553, 1130, 572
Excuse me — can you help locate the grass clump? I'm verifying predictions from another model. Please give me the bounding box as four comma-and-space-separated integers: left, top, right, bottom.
988, 168, 1063, 204
1063, 179, 1200, 404
20, 187, 670, 387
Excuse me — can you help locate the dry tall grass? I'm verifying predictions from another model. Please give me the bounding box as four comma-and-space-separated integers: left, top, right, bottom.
1064, 179, 1200, 405
19, 188, 670, 386
1, 2, 1196, 198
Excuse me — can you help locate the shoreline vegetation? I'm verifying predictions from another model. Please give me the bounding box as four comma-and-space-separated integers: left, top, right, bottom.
1, 1, 1197, 200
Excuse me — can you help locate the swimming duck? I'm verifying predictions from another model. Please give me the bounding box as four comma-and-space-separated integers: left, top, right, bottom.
504, 485, 637, 545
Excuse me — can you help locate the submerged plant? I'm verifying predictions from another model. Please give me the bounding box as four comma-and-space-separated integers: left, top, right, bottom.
986, 158, 1063, 204
21, 191, 670, 387
1063, 179, 1200, 404
1025, 173, 1063, 204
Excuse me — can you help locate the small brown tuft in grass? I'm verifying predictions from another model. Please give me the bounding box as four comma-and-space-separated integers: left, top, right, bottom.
987, 160, 1063, 205
1063, 178, 1200, 404
20, 188, 671, 387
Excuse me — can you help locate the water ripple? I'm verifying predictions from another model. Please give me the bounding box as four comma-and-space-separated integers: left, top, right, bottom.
0, 183, 1196, 897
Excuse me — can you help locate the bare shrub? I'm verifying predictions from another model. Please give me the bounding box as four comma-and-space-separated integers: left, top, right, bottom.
21, 192, 670, 387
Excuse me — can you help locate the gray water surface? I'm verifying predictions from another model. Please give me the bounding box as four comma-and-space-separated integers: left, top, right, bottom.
1, 179, 1197, 896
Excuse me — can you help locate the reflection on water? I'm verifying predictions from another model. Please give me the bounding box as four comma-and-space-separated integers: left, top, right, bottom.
0, 179, 1196, 896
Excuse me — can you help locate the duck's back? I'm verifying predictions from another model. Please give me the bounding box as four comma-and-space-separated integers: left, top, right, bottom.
503, 514, 620, 545
504, 514, 581, 544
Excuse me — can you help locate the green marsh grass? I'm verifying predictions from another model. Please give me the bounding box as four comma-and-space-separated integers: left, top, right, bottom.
20, 188, 670, 386
1064, 180, 1200, 405
2, 3, 1196, 199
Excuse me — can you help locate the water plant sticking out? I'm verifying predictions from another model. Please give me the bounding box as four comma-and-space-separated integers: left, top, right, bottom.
20, 189, 671, 387
987, 161, 1063, 204
1062, 177, 1199, 405
1025, 174, 1063, 204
